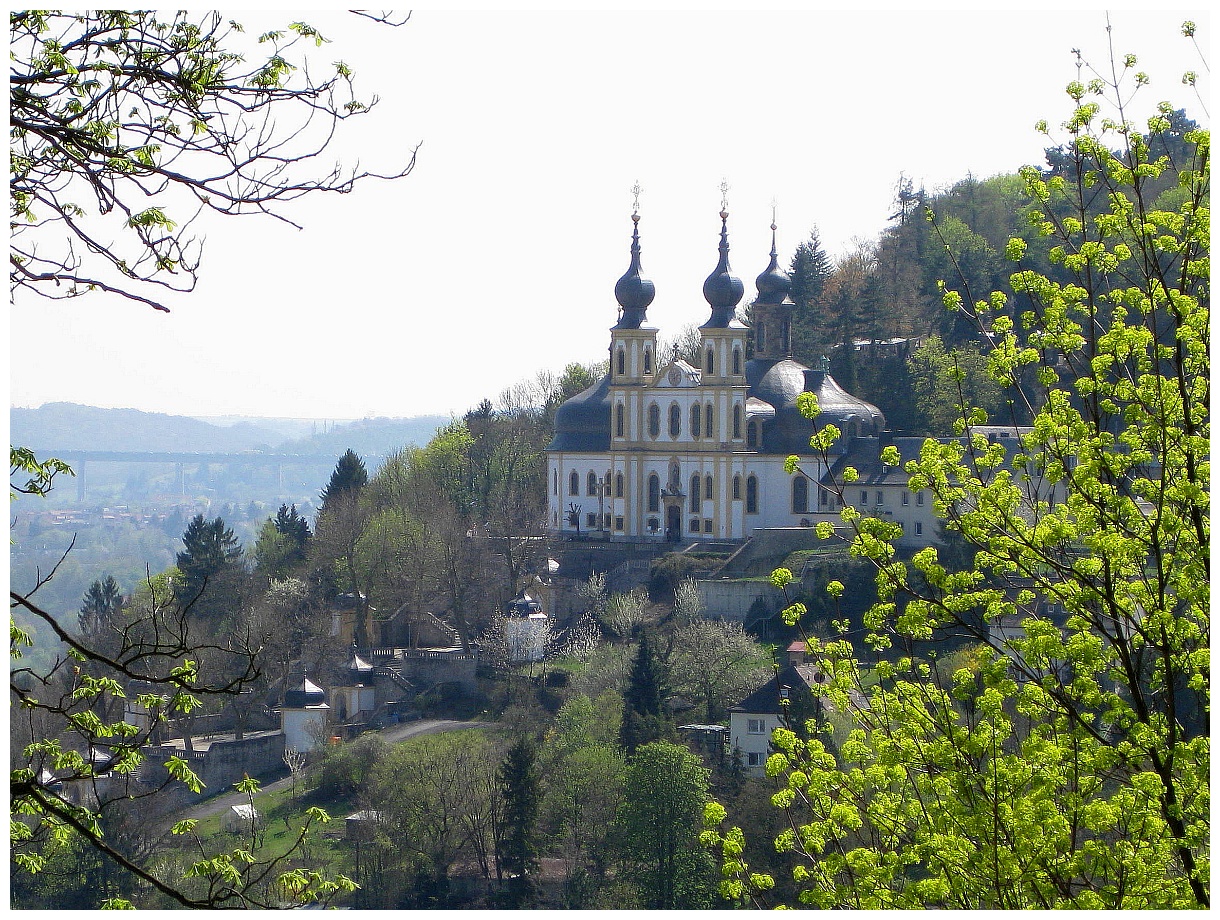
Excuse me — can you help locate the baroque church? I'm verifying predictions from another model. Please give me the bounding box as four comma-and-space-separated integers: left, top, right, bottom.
545, 201, 886, 544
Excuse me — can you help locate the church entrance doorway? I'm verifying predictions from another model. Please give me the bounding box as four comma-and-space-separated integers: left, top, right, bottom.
666, 505, 682, 542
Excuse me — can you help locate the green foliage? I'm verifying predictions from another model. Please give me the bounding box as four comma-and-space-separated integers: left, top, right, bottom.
319, 449, 369, 511
619, 633, 671, 754
497, 737, 541, 906
615, 741, 714, 909
712, 37, 1210, 910
9, 446, 74, 499
10, 10, 413, 311
173, 513, 244, 613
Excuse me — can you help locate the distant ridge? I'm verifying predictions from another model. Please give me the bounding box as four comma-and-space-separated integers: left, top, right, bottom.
10, 403, 451, 458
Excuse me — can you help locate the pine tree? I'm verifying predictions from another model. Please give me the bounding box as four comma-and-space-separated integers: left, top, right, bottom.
78, 575, 122, 636
620, 633, 670, 754
319, 449, 368, 512
496, 737, 541, 907
174, 514, 243, 610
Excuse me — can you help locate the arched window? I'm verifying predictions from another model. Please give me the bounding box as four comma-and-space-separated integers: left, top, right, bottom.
569, 471, 579, 496
746, 475, 759, 514
793, 476, 809, 514
643, 348, 653, 375
648, 403, 660, 438
690, 404, 701, 439
615, 472, 624, 497
648, 474, 660, 512
732, 474, 742, 500
733, 405, 743, 439
615, 403, 625, 438
705, 475, 713, 500
706, 347, 715, 375
690, 474, 701, 513
616, 346, 626, 376
668, 404, 681, 438
705, 404, 714, 439
747, 420, 759, 448
587, 471, 598, 496
732, 347, 742, 375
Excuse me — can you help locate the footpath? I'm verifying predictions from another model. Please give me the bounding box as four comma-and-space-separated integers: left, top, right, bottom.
167, 718, 490, 825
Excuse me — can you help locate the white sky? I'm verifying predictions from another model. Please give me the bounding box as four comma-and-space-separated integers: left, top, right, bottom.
8, 8, 1210, 421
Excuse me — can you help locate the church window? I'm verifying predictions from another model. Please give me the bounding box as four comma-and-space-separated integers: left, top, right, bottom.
704, 518, 713, 533
588, 471, 598, 496
792, 477, 809, 514
615, 403, 625, 438
669, 404, 681, 438
615, 516, 624, 531
615, 472, 624, 497
706, 347, 715, 375
587, 513, 597, 528
705, 404, 714, 439
819, 486, 829, 507
746, 476, 759, 514
732, 405, 743, 439
552, 468, 557, 496
756, 322, 766, 353
747, 420, 759, 448
690, 518, 700, 533
733, 475, 741, 500
732, 347, 742, 375
690, 404, 701, 439
569, 471, 579, 496
648, 474, 660, 512
616, 347, 626, 376
643, 348, 653, 375
690, 475, 701, 513
648, 403, 660, 438
705, 475, 713, 500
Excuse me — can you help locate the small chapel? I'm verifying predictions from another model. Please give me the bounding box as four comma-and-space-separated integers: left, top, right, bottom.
545, 196, 886, 544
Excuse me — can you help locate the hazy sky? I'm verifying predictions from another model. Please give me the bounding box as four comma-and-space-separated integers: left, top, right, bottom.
8, 8, 1209, 421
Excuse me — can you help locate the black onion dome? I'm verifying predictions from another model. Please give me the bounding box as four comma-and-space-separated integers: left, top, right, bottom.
614, 213, 655, 328
546, 374, 612, 452
746, 357, 885, 454
754, 223, 791, 305
506, 592, 544, 617
702, 210, 744, 327
283, 674, 327, 708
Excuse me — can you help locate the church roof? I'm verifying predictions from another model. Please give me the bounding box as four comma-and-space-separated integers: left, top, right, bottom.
745, 357, 885, 454
546, 373, 612, 452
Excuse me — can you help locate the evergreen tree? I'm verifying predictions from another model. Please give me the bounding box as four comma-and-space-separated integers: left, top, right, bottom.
788, 228, 835, 361
319, 449, 368, 511
274, 503, 311, 558
174, 513, 243, 610
496, 737, 541, 907
620, 633, 670, 754
78, 575, 122, 636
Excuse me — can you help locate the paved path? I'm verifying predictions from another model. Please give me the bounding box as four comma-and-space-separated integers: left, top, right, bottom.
167, 719, 491, 826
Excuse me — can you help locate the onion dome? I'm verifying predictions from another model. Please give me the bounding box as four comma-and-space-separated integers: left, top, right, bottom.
754, 221, 792, 305
614, 211, 655, 328
283, 674, 327, 709
702, 209, 744, 327
746, 356, 885, 454
506, 591, 544, 618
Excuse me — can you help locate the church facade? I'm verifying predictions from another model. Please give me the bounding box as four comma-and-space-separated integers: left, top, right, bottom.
545, 204, 886, 544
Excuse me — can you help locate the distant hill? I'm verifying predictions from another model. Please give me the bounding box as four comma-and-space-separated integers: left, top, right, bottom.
10, 403, 452, 458
276, 415, 452, 460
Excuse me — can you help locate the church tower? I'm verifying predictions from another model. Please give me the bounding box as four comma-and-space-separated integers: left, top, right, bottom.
751, 214, 795, 362
608, 188, 659, 449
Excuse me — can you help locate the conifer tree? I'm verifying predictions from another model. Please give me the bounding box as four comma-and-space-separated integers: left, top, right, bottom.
319, 449, 368, 512
620, 633, 670, 754
496, 737, 541, 907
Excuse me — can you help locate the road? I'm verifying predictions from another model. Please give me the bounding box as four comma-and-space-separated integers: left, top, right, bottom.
167, 719, 491, 825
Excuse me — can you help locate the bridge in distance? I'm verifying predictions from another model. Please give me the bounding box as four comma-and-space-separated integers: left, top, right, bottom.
42, 450, 384, 501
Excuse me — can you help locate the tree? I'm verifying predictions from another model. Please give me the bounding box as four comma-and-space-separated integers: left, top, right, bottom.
707, 31, 1209, 909
318, 449, 369, 512
668, 619, 772, 724
496, 737, 541, 906
173, 513, 245, 617
11, 10, 410, 904
619, 632, 670, 754
616, 741, 714, 909
77, 576, 123, 637
9, 10, 415, 312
